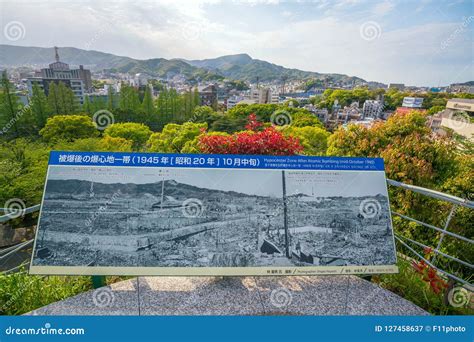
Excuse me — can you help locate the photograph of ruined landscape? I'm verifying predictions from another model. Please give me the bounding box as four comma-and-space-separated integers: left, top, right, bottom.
31, 166, 397, 270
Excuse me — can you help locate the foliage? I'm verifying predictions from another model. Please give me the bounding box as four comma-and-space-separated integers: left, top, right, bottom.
0, 139, 49, 205
104, 122, 152, 150
40, 115, 99, 143
30, 84, 51, 129
118, 83, 141, 113
222, 104, 323, 133
47, 81, 78, 115
290, 111, 324, 128
327, 111, 455, 187
199, 115, 303, 155
147, 122, 206, 153
54, 136, 133, 152
411, 247, 448, 294
427, 105, 445, 116
191, 106, 219, 126
0, 271, 93, 315
0, 71, 23, 138
373, 259, 472, 315
280, 125, 330, 156
141, 85, 155, 115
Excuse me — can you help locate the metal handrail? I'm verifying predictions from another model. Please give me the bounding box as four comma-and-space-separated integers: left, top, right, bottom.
387, 179, 472, 287
391, 211, 473, 244
0, 204, 41, 223
0, 179, 472, 286
0, 239, 34, 260
386, 179, 473, 209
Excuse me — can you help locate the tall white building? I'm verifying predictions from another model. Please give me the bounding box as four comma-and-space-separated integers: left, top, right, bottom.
362, 100, 383, 119
248, 86, 279, 104
26, 47, 90, 104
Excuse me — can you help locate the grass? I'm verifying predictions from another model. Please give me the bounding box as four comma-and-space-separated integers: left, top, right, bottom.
372, 259, 473, 315
0, 269, 130, 315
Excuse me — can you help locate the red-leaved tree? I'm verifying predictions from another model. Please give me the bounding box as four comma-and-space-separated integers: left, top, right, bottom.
198, 114, 303, 155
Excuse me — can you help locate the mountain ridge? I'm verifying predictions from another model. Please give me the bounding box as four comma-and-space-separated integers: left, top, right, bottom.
0, 44, 365, 84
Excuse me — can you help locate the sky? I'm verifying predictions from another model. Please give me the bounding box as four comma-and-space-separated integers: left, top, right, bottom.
0, 0, 473, 86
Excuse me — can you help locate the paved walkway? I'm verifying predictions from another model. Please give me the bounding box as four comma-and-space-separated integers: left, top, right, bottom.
27, 276, 428, 315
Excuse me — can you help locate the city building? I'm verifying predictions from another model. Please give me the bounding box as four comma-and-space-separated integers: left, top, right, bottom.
402, 97, 424, 108
26, 47, 91, 104
446, 98, 474, 114
313, 108, 330, 123
226, 95, 245, 110
362, 100, 383, 119
248, 86, 279, 104
198, 84, 218, 109
435, 98, 474, 140
132, 73, 151, 87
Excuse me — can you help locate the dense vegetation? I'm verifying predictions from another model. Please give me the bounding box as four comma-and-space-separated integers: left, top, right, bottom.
0, 72, 472, 315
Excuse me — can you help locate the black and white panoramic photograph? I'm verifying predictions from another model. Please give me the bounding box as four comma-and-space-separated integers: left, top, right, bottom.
31, 165, 396, 270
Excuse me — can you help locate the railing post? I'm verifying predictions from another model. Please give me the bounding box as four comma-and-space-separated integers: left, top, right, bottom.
432, 204, 457, 265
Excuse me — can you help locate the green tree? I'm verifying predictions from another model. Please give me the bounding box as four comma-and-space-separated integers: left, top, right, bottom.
427, 105, 445, 116
47, 81, 77, 115
147, 122, 207, 153
104, 122, 152, 150
119, 84, 141, 112
156, 87, 184, 127
281, 125, 330, 155
30, 84, 51, 129
82, 95, 91, 114
192, 106, 218, 126
0, 71, 21, 138
40, 115, 99, 142
107, 87, 115, 111
141, 86, 155, 115
54, 136, 133, 152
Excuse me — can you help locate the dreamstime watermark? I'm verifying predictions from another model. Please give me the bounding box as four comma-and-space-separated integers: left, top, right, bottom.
92, 109, 115, 131
85, 190, 122, 228
5, 323, 85, 336
359, 198, 381, 219
84, 23, 111, 50
92, 287, 115, 308
0, 105, 30, 136
182, 198, 205, 218
3, 198, 26, 219
270, 109, 292, 126
3, 21, 26, 41
445, 111, 470, 131
359, 21, 382, 41
440, 16, 474, 51
182, 21, 204, 41
270, 287, 293, 308
447, 286, 473, 308
1, 276, 43, 314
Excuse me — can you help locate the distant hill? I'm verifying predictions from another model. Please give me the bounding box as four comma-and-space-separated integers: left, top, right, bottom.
0, 45, 223, 81
0, 45, 134, 70
0, 44, 365, 84
451, 81, 474, 86
44, 179, 256, 200
184, 53, 366, 84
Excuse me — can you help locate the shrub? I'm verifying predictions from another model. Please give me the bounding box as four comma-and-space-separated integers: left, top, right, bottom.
104, 122, 152, 150
40, 115, 98, 142
147, 122, 207, 153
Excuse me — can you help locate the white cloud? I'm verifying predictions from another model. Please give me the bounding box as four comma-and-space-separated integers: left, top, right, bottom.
0, 0, 472, 85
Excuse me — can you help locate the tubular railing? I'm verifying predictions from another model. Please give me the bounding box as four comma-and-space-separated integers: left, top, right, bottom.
1, 179, 473, 287
386, 179, 473, 288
